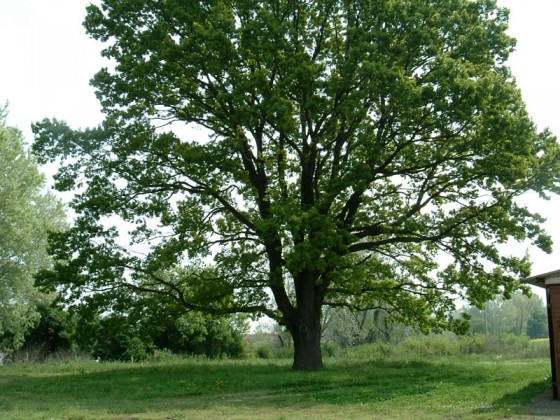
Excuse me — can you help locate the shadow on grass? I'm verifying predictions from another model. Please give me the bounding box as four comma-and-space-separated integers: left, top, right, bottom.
0, 358, 548, 417
490, 379, 559, 417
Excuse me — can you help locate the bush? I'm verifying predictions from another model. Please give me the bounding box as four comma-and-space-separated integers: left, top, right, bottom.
3, 303, 77, 363
528, 339, 551, 358
256, 346, 271, 359
322, 342, 340, 357
402, 335, 459, 356
93, 334, 151, 362
150, 348, 182, 363
458, 335, 487, 354
124, 337, 151, 362
401, 334, 536, 357
244, 333, 294, 360
150, 314, 247, 359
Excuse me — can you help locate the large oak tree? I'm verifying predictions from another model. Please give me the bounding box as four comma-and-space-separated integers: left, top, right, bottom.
33, 0, 560, 370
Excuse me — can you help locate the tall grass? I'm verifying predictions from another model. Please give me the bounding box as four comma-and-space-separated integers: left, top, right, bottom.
244, 332, 551, 361
337, 334, 551, 360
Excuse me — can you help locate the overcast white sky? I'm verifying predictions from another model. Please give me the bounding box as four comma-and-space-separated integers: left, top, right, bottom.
0, 1, 559, 286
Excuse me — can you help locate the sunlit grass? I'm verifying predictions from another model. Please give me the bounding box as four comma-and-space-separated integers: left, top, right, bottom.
0, 354, 551, 419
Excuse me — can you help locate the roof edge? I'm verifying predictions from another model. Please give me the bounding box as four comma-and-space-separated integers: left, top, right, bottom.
524, 268, 560, 288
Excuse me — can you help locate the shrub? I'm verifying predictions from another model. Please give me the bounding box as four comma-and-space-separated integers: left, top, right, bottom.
528, 339, 551, 358
124, 337, 151, 362
4, 303, 77, 363
401, 335, 459, 356
322, 342, 340, 357
256, 345, 271, 359
458, 334, 487, 354
150, 348, 181, 362
153, 315, 247, 359
244, 333, 292, 359
93, 334, 151, 362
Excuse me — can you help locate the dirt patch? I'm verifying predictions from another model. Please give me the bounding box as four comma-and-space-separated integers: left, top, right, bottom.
522, 389, 560, 418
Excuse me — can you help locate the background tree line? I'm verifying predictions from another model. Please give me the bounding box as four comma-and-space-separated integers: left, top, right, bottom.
466, 291, 548, 339
5, 288, 549, 364
7, 297, 248, 363
315, 291, 548, 350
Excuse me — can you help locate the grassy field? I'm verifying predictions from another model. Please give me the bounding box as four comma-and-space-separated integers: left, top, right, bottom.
0, 353, 552, 419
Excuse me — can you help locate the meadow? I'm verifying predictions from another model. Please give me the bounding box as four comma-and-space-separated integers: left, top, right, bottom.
0, 339, 553, 420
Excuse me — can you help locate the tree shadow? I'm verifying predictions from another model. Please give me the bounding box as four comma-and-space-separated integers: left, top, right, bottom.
488, 379, 559, 417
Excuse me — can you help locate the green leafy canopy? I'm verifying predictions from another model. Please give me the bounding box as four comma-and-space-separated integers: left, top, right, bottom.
32, 0, 560, 339
0, 106, 66, 353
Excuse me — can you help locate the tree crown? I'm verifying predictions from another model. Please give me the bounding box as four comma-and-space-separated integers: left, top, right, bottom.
33, 0, 560, 335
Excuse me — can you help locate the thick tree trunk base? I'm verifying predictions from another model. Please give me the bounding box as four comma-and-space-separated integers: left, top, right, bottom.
291, 324, 323, 371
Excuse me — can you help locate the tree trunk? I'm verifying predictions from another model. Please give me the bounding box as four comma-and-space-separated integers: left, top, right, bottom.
290, 310, 323, 371
271, 246, 327, 371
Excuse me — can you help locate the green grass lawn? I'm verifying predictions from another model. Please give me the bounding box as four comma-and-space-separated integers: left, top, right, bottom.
0, 354, 551, 419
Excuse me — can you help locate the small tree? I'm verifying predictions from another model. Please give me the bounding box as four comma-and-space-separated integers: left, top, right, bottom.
9, 302, 76, 362
0, 106, 66, 354
33, 0, 560, 370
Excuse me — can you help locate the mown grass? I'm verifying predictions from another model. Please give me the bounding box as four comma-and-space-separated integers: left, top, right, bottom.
0, 353, 551, 419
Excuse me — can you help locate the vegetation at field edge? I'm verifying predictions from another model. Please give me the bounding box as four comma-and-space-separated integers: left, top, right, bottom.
0, 354, 551, 419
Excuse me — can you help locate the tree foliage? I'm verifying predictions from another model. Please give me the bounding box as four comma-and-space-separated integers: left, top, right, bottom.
6, 302, 76, 363
526, 305, 548, 339
466, 291, 548, 337
71, 291, 248, 361
0, 106, 66, 353
32, 0, 560, 369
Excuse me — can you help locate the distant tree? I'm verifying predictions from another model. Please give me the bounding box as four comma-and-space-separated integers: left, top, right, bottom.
526, 305, 548, 339
33, 0, 560, 370
322, 306, 363, 347
356, 308, 412, 344
322, 306, 412, 346
506, 292, 542, 336
0, 106, 66, 354
467, 291, 547, 337
467, 300, 502, 335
